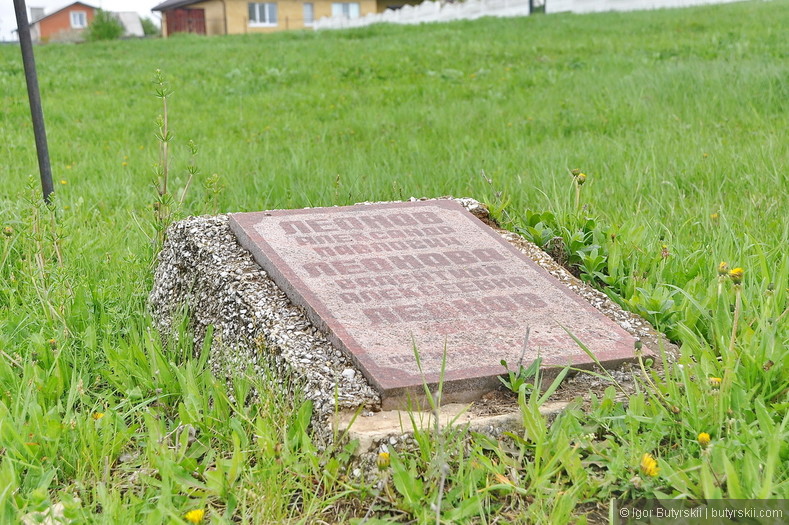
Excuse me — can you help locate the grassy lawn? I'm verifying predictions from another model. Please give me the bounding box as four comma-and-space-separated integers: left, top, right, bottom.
1, 1, 788, 522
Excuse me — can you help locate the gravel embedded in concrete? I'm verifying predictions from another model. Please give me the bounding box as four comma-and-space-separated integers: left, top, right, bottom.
149, 197, 670, 447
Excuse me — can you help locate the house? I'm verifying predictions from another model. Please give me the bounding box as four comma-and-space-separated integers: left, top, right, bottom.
29, 2, 96, 42
152, 0, 421, 36
28, 2, 144, 43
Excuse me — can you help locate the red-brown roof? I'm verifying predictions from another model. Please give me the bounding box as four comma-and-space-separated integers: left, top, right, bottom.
152, 0, 203, 11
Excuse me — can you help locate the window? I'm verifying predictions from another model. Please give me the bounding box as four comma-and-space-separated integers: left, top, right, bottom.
248, 3, 277, 26
331, 3, 360, 19
70, 11, 87, 28
303, 3, 314, 25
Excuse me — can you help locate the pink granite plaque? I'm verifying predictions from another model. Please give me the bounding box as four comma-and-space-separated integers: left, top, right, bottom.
230, 200, 638, 408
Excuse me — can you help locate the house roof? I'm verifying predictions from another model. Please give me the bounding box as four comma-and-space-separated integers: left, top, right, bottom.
152, 0, 203, 11
31, 2, 99, 24
113, 12, 145, 37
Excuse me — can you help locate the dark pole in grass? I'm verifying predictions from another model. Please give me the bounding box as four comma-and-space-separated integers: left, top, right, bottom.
13, 0, 54, 204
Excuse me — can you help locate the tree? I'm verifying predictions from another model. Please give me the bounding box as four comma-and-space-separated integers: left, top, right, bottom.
141, 17, 160, 37
86, 10, 124, 41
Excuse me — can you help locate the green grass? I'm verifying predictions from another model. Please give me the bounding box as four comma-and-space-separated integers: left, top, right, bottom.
1, 1, 788, 522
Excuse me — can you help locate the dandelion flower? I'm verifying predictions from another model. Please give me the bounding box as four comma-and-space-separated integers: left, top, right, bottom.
60, 180, 67, 185
2, 226, 12, 237
571, 168, 581, 177
640, 453, 659, 477
184, 509, 205, 524
92, 412, 105, 420
48, 339, 57, 349
709, 377, 722, 388
576, 173, 587, 185
729, 268, 744, 285
718, 262, 729, 276
697, 433, 711, 448
377, 451, 390, 470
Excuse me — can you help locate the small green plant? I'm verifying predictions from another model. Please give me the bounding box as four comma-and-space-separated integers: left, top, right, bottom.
150, 70, 198, 250
85, 10, 124, 42
500, 357, 542, 394
570, 168, 587, 211
203, 172, 225, 214
499, 329, 542, 394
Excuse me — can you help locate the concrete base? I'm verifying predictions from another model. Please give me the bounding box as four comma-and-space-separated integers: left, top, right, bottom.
149, 198, 670, 449
334, 401, 569, 455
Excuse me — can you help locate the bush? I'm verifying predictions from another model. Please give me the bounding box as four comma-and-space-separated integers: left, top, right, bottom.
86, 10, 124, 41
141, 17, 160, 37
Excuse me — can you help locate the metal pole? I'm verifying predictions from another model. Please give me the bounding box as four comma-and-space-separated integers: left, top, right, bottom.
13, 0, 54, 204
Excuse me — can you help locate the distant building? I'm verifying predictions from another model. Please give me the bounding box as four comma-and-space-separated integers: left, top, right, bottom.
113, 12, 145, 37
29, 2, 97, 42
27, 2, 144, 43
152, 0, 420, 36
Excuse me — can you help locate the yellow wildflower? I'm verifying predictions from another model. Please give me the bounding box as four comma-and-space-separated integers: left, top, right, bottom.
576, 173, 587, 185
60, 180, 67, 185
570, 168, 581, 177
184, 509, 205, 524
640, 453, 659, 477
377, 451, 390, 470
718, 262, 729, 276
710, 213, 719, 221
92, 412, 105, 420
2, 226, 12, 237
698, 433, 711, 448
709, 377, 722, 388
48, 339, 57, 349
729, 267, 744, 285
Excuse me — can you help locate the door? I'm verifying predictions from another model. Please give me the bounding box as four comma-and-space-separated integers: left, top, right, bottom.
166, 8, 206, 35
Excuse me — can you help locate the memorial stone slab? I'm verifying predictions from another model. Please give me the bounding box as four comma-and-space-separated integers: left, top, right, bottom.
230, 200, 638, 409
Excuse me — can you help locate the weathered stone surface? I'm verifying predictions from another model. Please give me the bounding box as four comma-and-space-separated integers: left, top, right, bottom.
230, 200, 638, 408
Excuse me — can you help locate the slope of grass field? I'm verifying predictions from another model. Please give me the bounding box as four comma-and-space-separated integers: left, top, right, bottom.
1, 1, 788, 522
